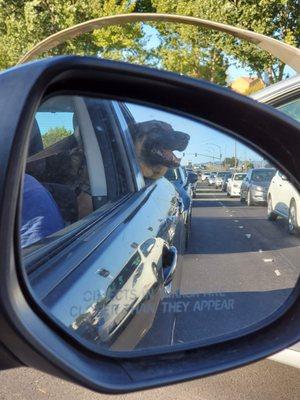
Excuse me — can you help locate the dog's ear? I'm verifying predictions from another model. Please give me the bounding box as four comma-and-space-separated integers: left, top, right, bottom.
134, 120, 173, 136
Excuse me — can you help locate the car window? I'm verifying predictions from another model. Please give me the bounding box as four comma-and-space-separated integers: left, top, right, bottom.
277, 98, 300, 122
22, 95, 130, 250
251, 170, 275, 182
277, 171, 286, 179
234, 174, 246, 181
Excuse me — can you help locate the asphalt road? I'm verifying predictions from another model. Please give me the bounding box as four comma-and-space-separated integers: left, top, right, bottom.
0, 359, 299, 399
139, 183, 300, 348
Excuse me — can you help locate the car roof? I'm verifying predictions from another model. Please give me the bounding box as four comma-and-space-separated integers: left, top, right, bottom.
251, 75, 300, 105
251, 168, 275, 171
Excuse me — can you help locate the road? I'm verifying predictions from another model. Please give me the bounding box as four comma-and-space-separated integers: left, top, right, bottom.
0, 360, 299, 399
139, 183, 300, 347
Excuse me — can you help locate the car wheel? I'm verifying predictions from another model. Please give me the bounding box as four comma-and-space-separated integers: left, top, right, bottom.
267, 196, 277, 221
288, 200, 299, 235
247, 191, 254, 206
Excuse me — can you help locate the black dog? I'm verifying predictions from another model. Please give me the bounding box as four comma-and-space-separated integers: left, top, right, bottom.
132, 120, 190, 180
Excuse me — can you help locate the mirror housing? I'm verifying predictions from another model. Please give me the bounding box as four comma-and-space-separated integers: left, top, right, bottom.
0, 56, 299, 393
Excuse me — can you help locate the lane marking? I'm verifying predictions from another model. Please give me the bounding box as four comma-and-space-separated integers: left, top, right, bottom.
263, 258, 274, 263
239, 226, 244, 229
234, 220, 239, 223
245, 234, 251, 239
259, 249, 263, 253
274, 269, 281, 276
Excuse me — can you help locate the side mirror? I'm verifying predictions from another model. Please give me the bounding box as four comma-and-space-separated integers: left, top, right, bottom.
0, 56, 300, 394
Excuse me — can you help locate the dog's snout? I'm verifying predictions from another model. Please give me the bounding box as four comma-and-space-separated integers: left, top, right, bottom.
175, 131, 190, 151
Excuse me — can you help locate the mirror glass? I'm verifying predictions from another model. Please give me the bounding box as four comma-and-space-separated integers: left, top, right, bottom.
20, 95, 300, 353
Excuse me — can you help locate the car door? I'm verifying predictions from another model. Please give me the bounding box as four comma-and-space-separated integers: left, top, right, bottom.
114, 100, 186, 272
23, 95, 184, 352
274, 171, 291, 217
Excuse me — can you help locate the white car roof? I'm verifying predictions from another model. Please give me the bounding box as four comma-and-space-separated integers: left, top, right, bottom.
251, 75, 300, 104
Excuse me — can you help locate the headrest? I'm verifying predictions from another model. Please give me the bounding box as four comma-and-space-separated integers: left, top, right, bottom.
29, 119, 43, 156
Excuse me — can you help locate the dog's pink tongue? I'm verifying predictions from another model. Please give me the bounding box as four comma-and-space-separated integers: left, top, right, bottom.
162, 149, 180, 163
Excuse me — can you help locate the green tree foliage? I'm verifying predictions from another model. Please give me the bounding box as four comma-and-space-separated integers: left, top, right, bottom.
223, 157, 239, 167
42, 127, 71, 148
243, 161, 255, 170
151, 0, 300, 84
0, 0, 298, 86
0, 0, 145, 69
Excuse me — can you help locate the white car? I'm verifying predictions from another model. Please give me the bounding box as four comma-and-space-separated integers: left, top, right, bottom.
267, 170, 300, 235
201, 171, 210, 182
208, 175, 216, 185
227, 173, 247, 197
215, 172, 228, 188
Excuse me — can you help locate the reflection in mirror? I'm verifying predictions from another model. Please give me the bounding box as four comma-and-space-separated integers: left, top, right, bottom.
20, 95, 300, 353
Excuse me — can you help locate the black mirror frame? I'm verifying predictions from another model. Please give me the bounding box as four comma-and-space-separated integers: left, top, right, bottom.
0, 56, 300, 392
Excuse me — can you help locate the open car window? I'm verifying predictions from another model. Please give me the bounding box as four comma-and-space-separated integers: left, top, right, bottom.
22, 96, 131, 251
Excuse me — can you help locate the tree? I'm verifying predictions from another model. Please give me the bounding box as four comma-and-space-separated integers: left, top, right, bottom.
0, 0, 146, 70
242, 161, 254, 170
42, 127, 71, 148
223, 157, 239, 167
151, 0, 300, 84
0, 0, 298, 85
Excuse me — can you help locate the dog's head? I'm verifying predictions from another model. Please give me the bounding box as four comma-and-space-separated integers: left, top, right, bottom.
132, 120, 190, 180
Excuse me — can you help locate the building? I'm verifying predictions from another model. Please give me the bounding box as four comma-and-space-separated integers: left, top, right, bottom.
230, 77, 265, 95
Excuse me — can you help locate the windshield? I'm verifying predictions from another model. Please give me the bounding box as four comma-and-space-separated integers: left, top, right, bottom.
251, 170, 275, 182
216, 172, 226, 178
277, 98, 300, 123
234, 174, 246, 181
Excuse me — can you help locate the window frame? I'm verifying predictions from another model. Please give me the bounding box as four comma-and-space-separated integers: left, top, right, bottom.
22, 95, 144, 273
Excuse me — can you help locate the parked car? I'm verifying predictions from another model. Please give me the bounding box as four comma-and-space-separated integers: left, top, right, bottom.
240, 168, 276, 206
267, 170, 300, 234
227, 173, 247, 197
221, 172, 233, 192
215, 171, 229, 189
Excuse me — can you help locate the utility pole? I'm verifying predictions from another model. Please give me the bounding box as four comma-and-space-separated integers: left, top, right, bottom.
234, 141, 237, 171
